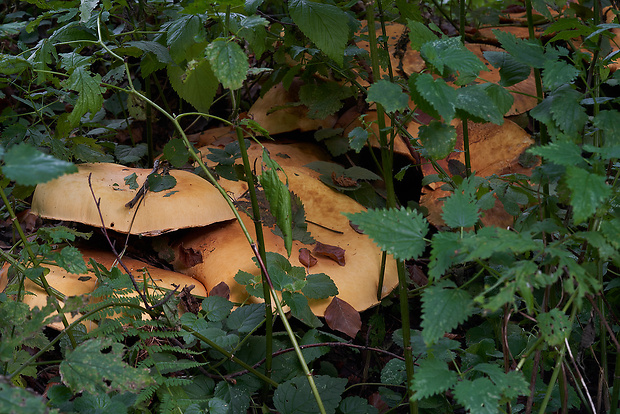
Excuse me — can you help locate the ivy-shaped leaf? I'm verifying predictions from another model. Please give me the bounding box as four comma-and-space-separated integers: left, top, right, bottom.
421, 280, 474, 345
346, 207, 429, 261
288, 0, 349, 66
205, 39, 249, 90
62, 66, 106, 126
2, 143, 77, 186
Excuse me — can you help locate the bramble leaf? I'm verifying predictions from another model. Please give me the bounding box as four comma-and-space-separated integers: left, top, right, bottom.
163, 138, 190, 168
63, 66, 106, 126
421, 280, 474, 345
205, 39, 249, 90
339, 396, 379, 414
346, 207, 429, 261
289, 0, 349, 66
273, 375, 346, 414
453, 377, 501, 414
202, 296, 233, 322
566, 167, 611, 224
366, 80, 409, 113
2, 143, 77, 186
168, 49, 218, 113
542, 59, 579, 90
302, 273, 338, 299
410, 357, 458, 400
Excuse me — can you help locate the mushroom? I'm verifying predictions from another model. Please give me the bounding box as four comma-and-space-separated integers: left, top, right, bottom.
31, 163, 235, 236
171, 166, 399, 316
0, 249, 208, 331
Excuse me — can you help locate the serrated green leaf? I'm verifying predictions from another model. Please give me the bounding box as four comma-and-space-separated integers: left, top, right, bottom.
348, 126, 369, 153
411, 357, 458, 400
301, 273, 338, 299
482, 51, 531, 87
168, 50, 218, 113
283, 291, 322, 328
542, 59, 579, 90
538, 308, 571, 346
299, 81, 349, 119
289, 0, 349, 66
407, 20, 438, 51
0, 383, 48, 414
147, 173, 177, 193
166, 15, 204, 63
441, 191, 479, 229
346, 207, 428, 261
79, 0, 99, 23
418, 120, 457, 159
414, 74, 457, 122
474, 363, 529, 400
339, 396, 379, 414
273, 375, 346, 414
421, 280, 474, 345
60, 338, 153, 394
483, 83, 514, 116
421, 37, 487, 76
202, 296, 233, 322
55, 246, 88, 274
125, 40, 172, 63
593, 110, 620, 146
115, 143, 147, 163
428, 232, 461, 280
493, 29, 546, 68
63, 66, 106, 126
548, 85, 587, 137
528, 141, 586, 167
455, 84, 505, 124
163, 138, 190, 168
366, 80, 409, 113
453, 378, 501, 414
381, 358, 407, 386
566, 167, 611, 224
205, 39, 249, 90
225, 303, 265, 333
260, 151, 292, 256
2, 143, 77, 186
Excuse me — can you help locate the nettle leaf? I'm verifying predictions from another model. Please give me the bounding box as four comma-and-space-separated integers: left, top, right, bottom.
455, 84, 505, 124
273, 375, 347, 414
474, 363, 529, 400
418, 120, 457, 160
299, 81, 350, 119
63, 66, 106, 126
346, 207, 429, 261
414, 73, 457, 122
407, 20, 439, 51
441, 190, 479, 229
483, 83, 514, 116
301, 273, 338, 299
548, 85, 587, 136
411, 357, 458, 400
453, 377, 501, 414
593, 110, 620, 146
166, 15, 204, 63
528, 141, 586, 168
566, 167, 611, 224
483, 51, 531, 87
493, 29, 546, 69
205, 39, 249, 90
421, 37, 487, 76
2, 143, 77, 186
421, 280, 474, 345
288, 0, 349, 66
366, 80, 409, 113
260, 150, 293, 256
60, 338, 153, 394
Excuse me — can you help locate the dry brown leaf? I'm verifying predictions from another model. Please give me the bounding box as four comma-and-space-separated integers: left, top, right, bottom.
314, 241, 346, 266
209, 281, 230, 299
331, 171, 358, 188
324, 296, 362, 338
299, 248, 317, 268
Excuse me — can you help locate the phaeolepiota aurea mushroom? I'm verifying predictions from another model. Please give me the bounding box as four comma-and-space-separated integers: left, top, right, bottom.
31, 162, 235, 236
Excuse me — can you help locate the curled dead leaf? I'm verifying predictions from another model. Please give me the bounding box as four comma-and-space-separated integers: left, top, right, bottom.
299, 248, 317, 268
314, 241, 346, 266
331, 171, 358, 188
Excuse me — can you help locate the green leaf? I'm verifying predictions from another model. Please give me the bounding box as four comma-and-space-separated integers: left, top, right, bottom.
593, 110, 620, 146
55, 246, 88, 274
0, 383, 48, 414
441, 190, 479, 229
124, 173, 139, 190
407, 20, 439, 51
299, 82, 350, 119
163, 138, 190, 168
483, 51, 531, 87
381, 358, 407, 386
147, 173, 177, 193
411, 357, 458, 400
346, 207, 429, 261
339, 396, 379, 414
566, 167, 611, 224
288, 0, 349, 66
418, 120, 457, 159
260, 151, 293, 256
414, 74, 457, 122
483, 83, 514, 116
62, 66, 106, 126
79, 0, 99, 23
548, 85, 587, 136
273, 375, 347, 414
538, 308, 571, 346
348, 126, 368, 153
493, 29, 546, 69
166, 15, 204, 63
421, 37, 487, 76
453, 378, 501, 414
2, 143, 77, 186
202, 296, 233, 322
125, 40, 172, 63
421, 280, 474, 345
60, 338, 153, 394
473, 363, 529, 400
528, 141, 586, 167
115, 143, 147, 163
283, 291, 322, 328
301, 273, 338, 299
366, 80, 409, 113
168, 51, 218, 113
205, 39, 249, 90
455, 84, 505, 124
225, 303, 265, 333
542, 59, 579, 90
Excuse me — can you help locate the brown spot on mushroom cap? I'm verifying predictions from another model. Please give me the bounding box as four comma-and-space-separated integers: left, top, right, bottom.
31, 163, 235, 236
172, 166, 398, 316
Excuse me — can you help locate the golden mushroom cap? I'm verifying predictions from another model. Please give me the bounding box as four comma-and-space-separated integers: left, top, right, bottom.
31, 163, 235, 236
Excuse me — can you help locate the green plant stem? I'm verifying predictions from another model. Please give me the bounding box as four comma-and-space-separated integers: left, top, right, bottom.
610, 350, 620, 414
0, 186, 77, 349
235, 128, 273, 383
